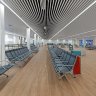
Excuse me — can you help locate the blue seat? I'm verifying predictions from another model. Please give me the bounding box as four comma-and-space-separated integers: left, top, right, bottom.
0, 63, 14, 77
48, 45, 77, 79
5, 47, 33, 64
3, 64, 14, 69
0, 66, 8, 77
0, 67, 7, 75
30, 45, 38, 53
56, 66, 70, 73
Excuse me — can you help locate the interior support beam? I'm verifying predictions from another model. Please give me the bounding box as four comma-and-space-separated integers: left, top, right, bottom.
26, 28, 31, 50
34, 34, 37, 46
37, 36, 40, 45
0, 3, 5, 66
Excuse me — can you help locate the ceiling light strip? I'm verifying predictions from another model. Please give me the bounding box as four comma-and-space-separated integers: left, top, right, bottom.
60, 28, 96, 39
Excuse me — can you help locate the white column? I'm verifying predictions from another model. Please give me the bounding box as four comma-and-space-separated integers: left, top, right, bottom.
34, 34, 36, 46
93, 37, 96, 45
39, 37, 42, 46
63, 40, 65, 44
74, 38, 78, 45
83, 38, 86, 47
42, 39, 44, 46
13, 35, 16, 44
37, 36, 40, 43
48, 39, 51, 43
0, 4, 5, 66
26, 28, 31, 50
19, 36, 22, 45
56, 39, 58, 44
36, 35, 38, 45
37, 36, 40, 47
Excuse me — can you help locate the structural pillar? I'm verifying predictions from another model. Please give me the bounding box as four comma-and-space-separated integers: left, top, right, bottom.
26, 28, 31, 50
34, 34, 37, 46
57, 39, 59, 44
74, 38, 78, 45
39, 37, 42, 46
63, 40, 65, 44
19, 36, 22, 45
0, 3, 5, 66
93, 37, 96, 45
83, 38, 86, 47
37, 36, 40, 43
37, 36, 40, 47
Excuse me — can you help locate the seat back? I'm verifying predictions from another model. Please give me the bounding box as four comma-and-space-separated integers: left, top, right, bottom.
17, 48, 22, 55
64, 53, 71, 61
61, 52, 67, 60
14, 49, 19, 56
5, 51, 14, 61
10, 50, 17, 59
69, 55, 76, 65
67, 55, 77, 71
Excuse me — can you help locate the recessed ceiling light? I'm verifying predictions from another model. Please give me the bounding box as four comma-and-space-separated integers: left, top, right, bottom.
44, 26, 46, 30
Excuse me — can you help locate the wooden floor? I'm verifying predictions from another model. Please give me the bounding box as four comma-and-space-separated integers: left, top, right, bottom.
0, 46, 96, 96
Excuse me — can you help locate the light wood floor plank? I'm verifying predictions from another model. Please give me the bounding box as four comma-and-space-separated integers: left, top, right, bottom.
0, 46, 96, 96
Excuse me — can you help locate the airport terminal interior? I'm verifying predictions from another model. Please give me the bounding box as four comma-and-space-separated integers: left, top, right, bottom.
0, 0, 96, 96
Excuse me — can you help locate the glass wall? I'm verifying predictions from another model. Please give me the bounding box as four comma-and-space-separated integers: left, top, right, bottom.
5, 33, 26, 50
5, 33, 20, 44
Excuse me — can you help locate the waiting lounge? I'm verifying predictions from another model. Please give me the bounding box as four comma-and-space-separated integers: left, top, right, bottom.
0, 0, 96, 96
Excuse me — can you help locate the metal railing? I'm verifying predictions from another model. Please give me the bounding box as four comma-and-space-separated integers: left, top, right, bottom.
5, 44, 27, 51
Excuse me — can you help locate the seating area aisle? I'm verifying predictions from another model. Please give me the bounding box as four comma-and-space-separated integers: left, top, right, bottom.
0, 46, 96, 96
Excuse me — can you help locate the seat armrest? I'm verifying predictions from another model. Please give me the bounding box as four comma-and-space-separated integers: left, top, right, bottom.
62, 61, 68, 62
62, 65, 73, 66
57, 65, 73, 67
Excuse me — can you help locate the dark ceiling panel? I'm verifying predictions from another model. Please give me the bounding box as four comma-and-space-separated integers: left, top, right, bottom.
3, 0, 95, 39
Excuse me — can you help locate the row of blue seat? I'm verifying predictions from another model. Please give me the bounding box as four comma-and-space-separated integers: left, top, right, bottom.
0, 45, 39, 77
30, 45, 39, 53
85, 45, 96, 50
5, 47, 33, 64
48, 46, 77, 79
0, 64, 14, 77
0, 46, 36, 77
